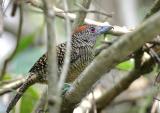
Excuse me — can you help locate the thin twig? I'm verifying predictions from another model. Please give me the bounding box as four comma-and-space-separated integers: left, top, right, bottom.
0, 75, 40, 99
32, 88, 48, 113
153, 97, 160, 101
0, 0, 3, 35
27, 0, 112, 18
76, 2, 113, 17
11, 0, 20, 16
56, 9, 113, 17
151, 99, 159, 113
145, 44, 160, 63
53, 7, 131, 36
42, 0, 60, 113
91, 91, 97, 113
24, 7, 112, 17
0, 77, 25, 95
72, 0, 92, 30
26, 0, 43, 9
149, 36, 160, 45
0, 2, 23, 80
26, 0, 131, 36
58, 0, 72, 93
3, 0, 13, 15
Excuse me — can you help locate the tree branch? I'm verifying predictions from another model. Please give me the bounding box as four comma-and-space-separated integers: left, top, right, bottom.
145, 0, 160, 19
96, 57, 155, 110
58, 0, 72, 92
42, 0, 60, 113
0, 3, 23, 80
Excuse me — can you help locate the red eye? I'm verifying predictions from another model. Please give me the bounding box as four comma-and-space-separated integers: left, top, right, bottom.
90, 27, 95, 33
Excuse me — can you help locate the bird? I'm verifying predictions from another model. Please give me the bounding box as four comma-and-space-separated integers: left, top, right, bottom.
6, 24, 113, 113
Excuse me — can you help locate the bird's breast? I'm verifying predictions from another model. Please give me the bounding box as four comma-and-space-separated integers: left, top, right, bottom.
65, 47, 94, 82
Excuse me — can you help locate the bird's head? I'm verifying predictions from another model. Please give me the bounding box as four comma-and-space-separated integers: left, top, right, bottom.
72, 24, 113, 47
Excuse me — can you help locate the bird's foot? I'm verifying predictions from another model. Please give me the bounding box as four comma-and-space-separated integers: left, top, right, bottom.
62, 83, 71, 95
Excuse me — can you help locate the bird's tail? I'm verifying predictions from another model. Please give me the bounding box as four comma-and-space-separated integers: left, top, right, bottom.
6, 73, 38, 113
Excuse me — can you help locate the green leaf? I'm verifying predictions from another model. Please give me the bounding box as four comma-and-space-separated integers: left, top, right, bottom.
20, 87, 39, 113
2, 73, 12, 80
116, 60, 134, 71
17, 33, 35, 54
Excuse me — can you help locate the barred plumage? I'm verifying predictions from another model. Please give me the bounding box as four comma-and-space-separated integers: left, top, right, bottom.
6, 24, 113, 113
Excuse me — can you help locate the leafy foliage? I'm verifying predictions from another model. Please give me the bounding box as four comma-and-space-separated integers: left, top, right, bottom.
116, 60, 134, 71
20, 87, 39, 113
16, 33, 36, 55
10, 48, 45, 74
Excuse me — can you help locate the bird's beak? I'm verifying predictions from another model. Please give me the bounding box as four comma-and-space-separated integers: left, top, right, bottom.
97, 25, 113, 35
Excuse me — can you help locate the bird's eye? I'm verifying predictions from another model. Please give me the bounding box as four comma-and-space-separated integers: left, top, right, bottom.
90, 27, 95, 33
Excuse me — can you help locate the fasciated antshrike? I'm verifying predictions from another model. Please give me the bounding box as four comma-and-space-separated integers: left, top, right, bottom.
6, 24, 113, 113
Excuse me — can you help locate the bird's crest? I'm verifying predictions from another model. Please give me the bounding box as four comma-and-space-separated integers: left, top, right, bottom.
73, 24, 89, 33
